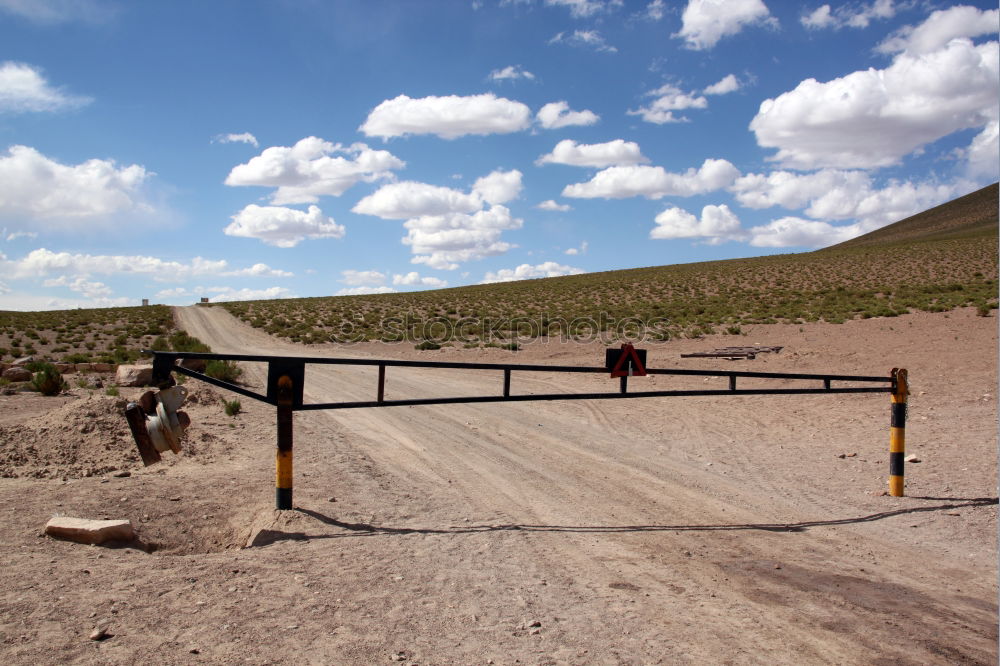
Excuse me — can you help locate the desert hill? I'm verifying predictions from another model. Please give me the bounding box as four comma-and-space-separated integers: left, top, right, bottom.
828, 182, 998, 249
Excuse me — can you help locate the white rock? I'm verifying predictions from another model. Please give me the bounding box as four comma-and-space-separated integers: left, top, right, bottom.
115, 365, 153, 387
45, 517, 135, 545
2, 366, 31, 382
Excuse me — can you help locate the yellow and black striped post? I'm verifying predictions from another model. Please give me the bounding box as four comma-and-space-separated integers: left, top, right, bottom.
276, 374, 294, 510
889, 368, 908, 497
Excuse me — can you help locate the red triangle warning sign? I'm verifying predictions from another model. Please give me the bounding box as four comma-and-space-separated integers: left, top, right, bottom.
609, 343, 647, 378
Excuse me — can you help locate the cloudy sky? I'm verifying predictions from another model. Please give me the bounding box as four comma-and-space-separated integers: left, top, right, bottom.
0, 0, 996, 310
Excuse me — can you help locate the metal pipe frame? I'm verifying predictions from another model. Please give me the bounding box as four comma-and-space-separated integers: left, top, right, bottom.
148, 350, 895, 411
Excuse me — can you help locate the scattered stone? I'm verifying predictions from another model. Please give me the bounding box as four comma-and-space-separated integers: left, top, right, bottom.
89, 626, 111, 641
391, 652, 408, 662
904, 454, 921, 463
846, 453, 857, 458
774, 564, 782, 569
115, 365, 153, 387
946, 511, 961, 516
328, 497, 337, 502
528, 620, 542, 628
529, 628, 541, 635
90, 363, 115, 373
112, 471, 131, 478
2, 366, 31, 382
837, 453, 846, 459
189, 648, 201, 655
11, 355, 34, 367
45, 517, 134, 545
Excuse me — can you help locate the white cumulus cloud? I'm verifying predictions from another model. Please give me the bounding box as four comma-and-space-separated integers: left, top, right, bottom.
877, 5, 998, 55
355, 173, 524, 270
0, 0, 111, 24
353, 181, 483, 219
360, 93, 532, 140
213, 132, 259, 147
537, 139, 648, 167
549, 30, 617, 53
335, 286, 398, 296
675, 0, 775, 50
224, 204, 345, 248
748, 217, 864, 248
225, 137, 404, 205
472, 169, 523, 205
563, 158, 740, 199
802, 0, 895, 30
42, 275, 112, 299
340, 269, 386, 286
732, 169, 965, 229
646, 0, 665, 21
0, 145, 150, 229
538, 200, 572, 212
489, 65, 535, 81
750, 35, 999, 170
481, 261, 584, 284
392, 272, 448, 288
207, 286, 295, 302
3, 248, 292, 282
545, 0, 621, 18
704, 74, 741, 95
650, 204, 746, 244
0, 61, 91, 112
536, 101, 599, 129
405, 206, 522, 270
628, 84, 708, 124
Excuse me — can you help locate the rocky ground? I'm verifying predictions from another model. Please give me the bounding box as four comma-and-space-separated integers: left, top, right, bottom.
0, 306, 995, 664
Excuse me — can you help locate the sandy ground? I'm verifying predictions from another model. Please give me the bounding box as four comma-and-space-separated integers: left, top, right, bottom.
0, 305, 996, 665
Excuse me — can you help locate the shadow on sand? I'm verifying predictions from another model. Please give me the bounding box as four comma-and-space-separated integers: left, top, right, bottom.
245, 496, 997, 548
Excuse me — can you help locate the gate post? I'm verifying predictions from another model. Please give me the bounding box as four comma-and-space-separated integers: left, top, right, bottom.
889, 368, 908, 497
276, 374, 294, 510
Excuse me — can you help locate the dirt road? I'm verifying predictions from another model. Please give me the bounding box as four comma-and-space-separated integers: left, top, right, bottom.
1, 305, 995, 664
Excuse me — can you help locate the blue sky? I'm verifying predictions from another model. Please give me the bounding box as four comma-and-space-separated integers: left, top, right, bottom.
0, 0, 997, 310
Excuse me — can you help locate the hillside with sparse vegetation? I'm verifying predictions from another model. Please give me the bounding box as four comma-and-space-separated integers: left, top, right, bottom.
216, 184, 998, 346
1, 184, 996, 358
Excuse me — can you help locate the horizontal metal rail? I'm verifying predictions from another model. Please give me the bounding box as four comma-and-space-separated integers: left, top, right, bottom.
148, 351, 895, 411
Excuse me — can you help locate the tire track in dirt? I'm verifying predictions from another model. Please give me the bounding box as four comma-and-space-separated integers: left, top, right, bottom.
173, 305, 998, 665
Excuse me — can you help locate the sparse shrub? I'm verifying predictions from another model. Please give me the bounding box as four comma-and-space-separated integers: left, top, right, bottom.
169, 331, 211, 354
31, 363, 66, 396
150, 335, 171, 351
205, 359, 242, 383
976, 304, 991, 317
414, 340, 441, 351
725, 325, 742, 335
224, 398, 242, 417
106, 385, 120, 397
